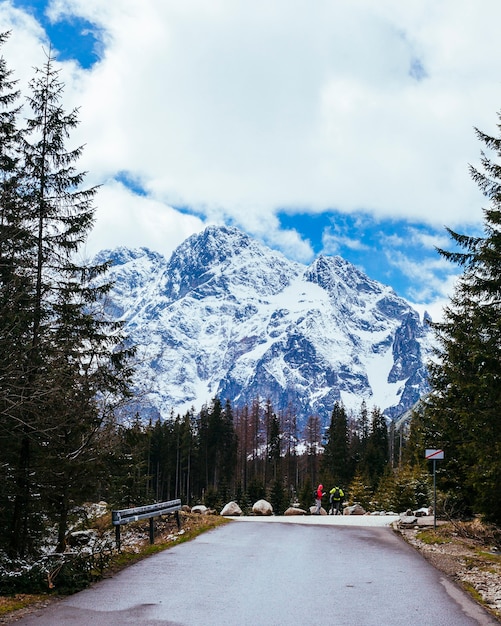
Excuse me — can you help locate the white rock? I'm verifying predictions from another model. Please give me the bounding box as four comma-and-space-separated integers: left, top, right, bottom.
309, 506, 327, 515
191, 505, 208, 515
414, 507, 431, 517
343, 504, 366, 515
284, 507, 307, 516
252, 499, 273, 516
220, 501, 243, 516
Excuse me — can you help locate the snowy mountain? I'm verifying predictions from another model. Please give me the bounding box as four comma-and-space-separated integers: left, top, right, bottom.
96, 225, 433, 427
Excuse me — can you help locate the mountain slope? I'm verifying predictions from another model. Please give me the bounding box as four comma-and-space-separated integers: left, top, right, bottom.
98, 225, 433, 426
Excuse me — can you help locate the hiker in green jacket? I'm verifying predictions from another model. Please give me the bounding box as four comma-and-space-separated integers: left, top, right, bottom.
329, 486, 344, 515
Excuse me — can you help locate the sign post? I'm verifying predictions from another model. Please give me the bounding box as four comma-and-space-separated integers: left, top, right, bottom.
425, 449, 444, 529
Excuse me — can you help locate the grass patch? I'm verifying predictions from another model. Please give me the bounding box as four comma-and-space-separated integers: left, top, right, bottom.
416, 528, 452, 545
474, 549, 501, 564
461, 582, 485, 605
0, 594, 47, 617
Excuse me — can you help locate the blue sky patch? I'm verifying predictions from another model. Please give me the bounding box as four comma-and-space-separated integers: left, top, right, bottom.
12, 1, 102, 68
277, 209, 461, 303
115, 171, 147, 197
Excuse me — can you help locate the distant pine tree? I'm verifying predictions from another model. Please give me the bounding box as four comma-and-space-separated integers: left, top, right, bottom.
321, 401, 350, 485
269, 477, 287, 515
359, 407, 389, 488
347, 470, 372, 511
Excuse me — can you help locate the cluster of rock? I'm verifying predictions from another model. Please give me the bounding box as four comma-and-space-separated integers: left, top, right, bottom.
397, 507, 433, 528
218, 501, 375, 517
188, 501, 431, 519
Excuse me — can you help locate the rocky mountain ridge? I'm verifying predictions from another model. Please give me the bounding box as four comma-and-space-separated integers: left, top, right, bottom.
96, 225, 433, 427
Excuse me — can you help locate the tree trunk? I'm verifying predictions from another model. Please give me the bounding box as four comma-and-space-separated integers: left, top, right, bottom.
9, 434, 30, 557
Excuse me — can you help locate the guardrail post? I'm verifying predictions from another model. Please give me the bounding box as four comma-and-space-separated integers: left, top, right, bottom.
149, 517, 155, 544
115, 524, 121, 551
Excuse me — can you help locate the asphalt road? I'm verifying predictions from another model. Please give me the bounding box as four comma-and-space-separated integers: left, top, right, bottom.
14, 518, 497, 625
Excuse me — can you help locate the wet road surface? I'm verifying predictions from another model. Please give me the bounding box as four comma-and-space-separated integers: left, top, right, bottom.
14, 518, 497, 625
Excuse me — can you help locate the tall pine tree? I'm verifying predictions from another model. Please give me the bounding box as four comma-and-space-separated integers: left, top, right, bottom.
4, 48, 133, 555
321, 401, 350, 486
0, 31, 36, 554
423, 111, 501, 523
360, 407, 389, 488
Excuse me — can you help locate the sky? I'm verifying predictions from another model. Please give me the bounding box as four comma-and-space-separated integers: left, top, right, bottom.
1, 1, 501, 321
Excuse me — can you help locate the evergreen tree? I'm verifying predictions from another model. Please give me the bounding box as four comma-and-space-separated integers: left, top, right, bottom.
282, 403, 299, 498
4, 49, 133, 555
0, 33, 42, 556
299, 476, 313, 512
423, 111, 501, 523
321, 401, 350, 485
349, 400, 369, 466
373, 464, 431, 513
267, 410, 281, 481
177, 409, 197, 504
303, 414, 321, 487
201, 397, 237, 492
247, 476, 266, 504
360, 407, 389, 488
269, 477, 287, 515
220, 399, 237, 488
104, 417, 151, 508
347, 470, 373, 510
149, 419, 173, 502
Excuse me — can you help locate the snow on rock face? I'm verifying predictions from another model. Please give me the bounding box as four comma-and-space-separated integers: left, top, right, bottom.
98, 225, 433, 427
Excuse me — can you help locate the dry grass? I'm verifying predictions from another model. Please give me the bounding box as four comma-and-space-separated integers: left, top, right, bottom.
0, 595, 47, 617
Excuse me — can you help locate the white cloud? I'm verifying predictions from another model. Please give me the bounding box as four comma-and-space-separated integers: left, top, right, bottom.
82, 181, 205, 260
0, 0, 499, 277
384, 248, 459, 301
321, 229, 370, 255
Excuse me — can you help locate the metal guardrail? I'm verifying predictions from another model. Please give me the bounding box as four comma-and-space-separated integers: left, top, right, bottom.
112, 499, 182, 550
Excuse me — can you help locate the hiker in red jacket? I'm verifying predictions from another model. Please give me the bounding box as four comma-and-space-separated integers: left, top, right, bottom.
314, 484, 325, 515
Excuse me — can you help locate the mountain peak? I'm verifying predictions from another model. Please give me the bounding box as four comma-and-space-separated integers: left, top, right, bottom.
98, 226, 432, 426
164, 225, 300, 301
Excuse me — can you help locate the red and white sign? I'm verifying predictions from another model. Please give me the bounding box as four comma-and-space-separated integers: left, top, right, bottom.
425, 449, 444, 460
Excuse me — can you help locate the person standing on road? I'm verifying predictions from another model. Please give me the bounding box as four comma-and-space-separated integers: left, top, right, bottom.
329, 485, 344, 515
314, 484, 325, 515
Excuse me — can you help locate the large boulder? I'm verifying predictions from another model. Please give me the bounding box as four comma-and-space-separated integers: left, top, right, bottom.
67, 530, 96, 547
414, 507, 431, 517
343, 504, 366, 515
221, 501, 243, 516
284, 507, 307, 516
309, 506, 327, 515
252, 499, 273, 516
191, 504, 209, 515
399, 514, 418, 528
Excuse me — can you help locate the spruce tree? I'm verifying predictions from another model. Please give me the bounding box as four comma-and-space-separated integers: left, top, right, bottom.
5, 49, 133, 554
0, 31, 35, 554
267, 410, 281, 482
423, 111, 501, 523
321, 401, 350, 485
201, 397, 237, 493
303, 414, 321, 487
360, 407, 389, 488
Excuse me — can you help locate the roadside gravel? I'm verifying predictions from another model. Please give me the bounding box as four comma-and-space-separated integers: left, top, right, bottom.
396, 520, 501, 622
